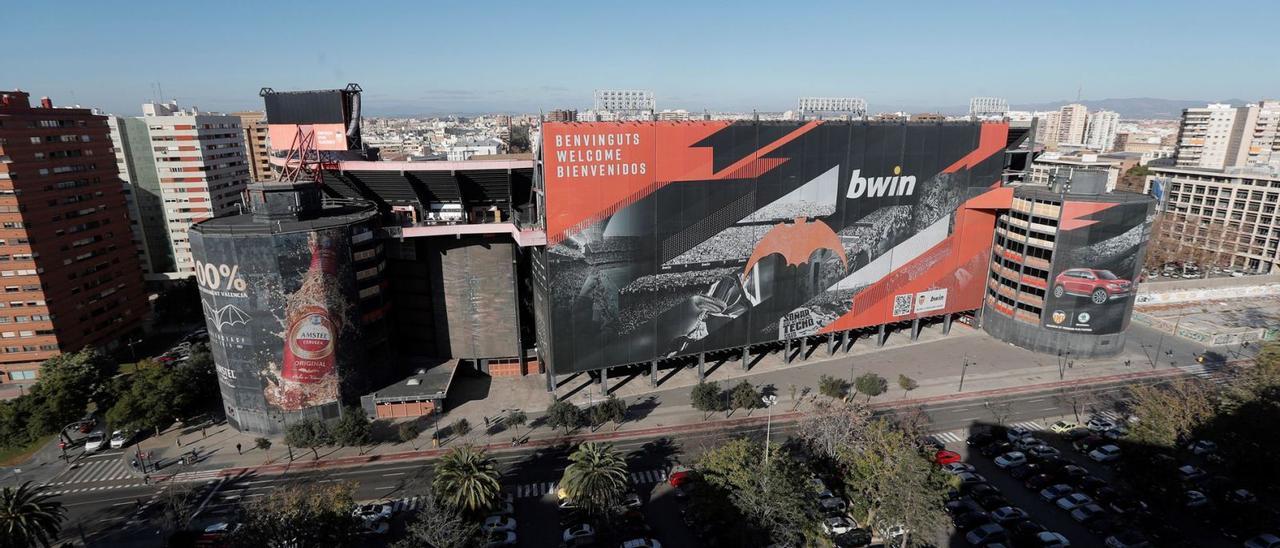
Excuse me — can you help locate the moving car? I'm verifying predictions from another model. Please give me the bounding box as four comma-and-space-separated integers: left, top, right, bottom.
353, 502, 394, 524
109, 430, 131, 449
83, 432, 106, 452
994, 452, 1027, 469
1053, 268, 1133, 304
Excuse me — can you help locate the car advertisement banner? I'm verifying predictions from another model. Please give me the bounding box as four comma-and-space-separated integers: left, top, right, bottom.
538, 121, 1010, 374
1041, 199, 1155, 334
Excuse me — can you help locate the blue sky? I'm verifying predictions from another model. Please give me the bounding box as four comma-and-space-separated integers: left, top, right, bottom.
4, 0, 1276, 116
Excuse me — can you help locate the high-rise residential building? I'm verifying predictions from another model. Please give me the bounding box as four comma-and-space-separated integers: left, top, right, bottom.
1056, 103, 1088, 147
1144, 164, 1280, 274
1084, 110, 1120, 151
1034, 110, 1061, 148
109, 101, 250, 278
233, 111, 274, 182
1174, 101, 1280, 170
0, 91, 148, 382
545, 109, 578, 123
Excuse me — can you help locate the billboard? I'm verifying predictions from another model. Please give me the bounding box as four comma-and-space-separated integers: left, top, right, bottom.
191, 226, 364, 430
1041, 199, 1155, 335
539, 121, 1010, 374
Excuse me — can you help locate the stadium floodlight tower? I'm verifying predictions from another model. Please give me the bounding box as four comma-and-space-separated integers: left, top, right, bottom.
593, 89, 655, 119
969, 97, 1009, 120
796, 97, 867, 120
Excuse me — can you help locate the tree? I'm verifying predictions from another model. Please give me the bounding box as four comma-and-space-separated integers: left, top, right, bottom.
697, 437, 817, 545
451, 418, 471, 441
897, 374, 918, 399
254, 437, 272, 464
690, 381, 723, 420
505, 409, 528, 434
546, 400, 583, 435
432, 445, 501, 514
285, 418, 332, 460
838, 418, 950, 546
560, 442, 629, 518
729, 380, 760, 416
818, 374, 849, 401
230, 481, 359, 547
392, 486, 479, 548
333, 406, 372, 448
398, 422, 420, 448
1127, 379, 1215, 448
589, 396, 627, 430
796, 399, 871, 461
854, 373, 887, 402
0, 482, 66, 548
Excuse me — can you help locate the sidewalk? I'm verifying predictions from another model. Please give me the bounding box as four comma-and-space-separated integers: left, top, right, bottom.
126, 326, 1240, 484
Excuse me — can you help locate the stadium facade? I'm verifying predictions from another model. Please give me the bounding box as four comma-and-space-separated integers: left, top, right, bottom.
190, 89, 1154, 432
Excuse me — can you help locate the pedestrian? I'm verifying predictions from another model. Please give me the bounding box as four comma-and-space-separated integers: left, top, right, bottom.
236, 442, 242, 455
175, 437, 181, 448
143, 474, 150, 485
484, 416, 490, 428
135, 498, 142, 509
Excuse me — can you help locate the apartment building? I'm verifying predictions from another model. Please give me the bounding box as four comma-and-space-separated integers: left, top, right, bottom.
1056, 103, 1088, 147
0, 91, 148, 382
232, 111, 274, 182
1175, 101, 1280, 170
110, 102, 250, 278
1084, 110, 1120, 152
1145, 164, 1280, 274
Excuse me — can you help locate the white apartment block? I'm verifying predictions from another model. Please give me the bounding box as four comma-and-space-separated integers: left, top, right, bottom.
111, 102, 249, 278
1056, 104, 1088, 147
1145, 164, 1280, 274
1084, 110, 1120, 152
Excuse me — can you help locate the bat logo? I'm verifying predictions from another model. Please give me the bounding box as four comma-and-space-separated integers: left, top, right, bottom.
744, 217, 848, 276
203, 301, 251, 332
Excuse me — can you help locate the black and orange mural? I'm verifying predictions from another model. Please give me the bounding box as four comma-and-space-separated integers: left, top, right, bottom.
537, 121, 1011, 374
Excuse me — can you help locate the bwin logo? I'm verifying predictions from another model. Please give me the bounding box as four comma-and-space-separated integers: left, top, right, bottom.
846, 166, 916, 199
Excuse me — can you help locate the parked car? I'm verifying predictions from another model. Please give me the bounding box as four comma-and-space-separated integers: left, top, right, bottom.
822, 516, 858, 536
1087, 416, 1119, 432
1028, 445, 1061, 459
1089, 445, 1122, 463
982, 441, 1014, 458
1060, 465, 1089, 481
1025, 474, 1057, 491
1053, 268, 1133, 303
562, 523, 595, 543
1107, 497, 1149, 517
968, 432, 996, 447
77, 418, 96, 434
953, 511, 992, 531
1189, 440, 1218, 455
995, 452, 1027, 469
1245, 534, 1280, 548
835, 529, 873, 547
620, 539, 661, 548
622, 492, 643, 509
668, 465, 693, 487
818, 495, 849, 515
991, 506, 1029, 525
1056, 493, 1094, 511
1073, 435, 1106, 453
976, 492, 1011, 512
1031, 531, 1071, 547
943, 462, 977, 475
83, 432, 105, 453
1040, 484, 1074, 503
1006, 427, 1033, 442
483, 516, 516, 533
965, 523, 1007, 546
1184, 490, 1210, 508
1070, 503, 1107, 523
956, 472, 988, 486
947, 498, 984, 515
1010, 463, 1041, 481
1226, 488, 1258, 504
1178, 465, 1207, 483
1014, 437, 1046, 451
1103, 530, 1151, 548
934, 450, 963, 466
483, 530, 517, 547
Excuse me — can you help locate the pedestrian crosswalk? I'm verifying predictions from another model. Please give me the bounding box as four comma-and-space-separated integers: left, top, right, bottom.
927, 430, 964, 445
48, 458, 135, 486
389, 496, 422, 513
506, 468, 668, 499
1181, 363, 1228, 385
41, 482, 147, 496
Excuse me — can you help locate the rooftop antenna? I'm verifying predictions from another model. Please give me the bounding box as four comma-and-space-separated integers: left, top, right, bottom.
1076, 85, 1082, 102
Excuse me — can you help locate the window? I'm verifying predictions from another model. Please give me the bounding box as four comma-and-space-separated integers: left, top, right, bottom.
8, 370, 35, 380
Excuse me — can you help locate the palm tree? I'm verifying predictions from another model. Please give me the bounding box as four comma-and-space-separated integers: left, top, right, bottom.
432, 445, 501, 514
0, 481, 67, 548
560, 442, 629, 517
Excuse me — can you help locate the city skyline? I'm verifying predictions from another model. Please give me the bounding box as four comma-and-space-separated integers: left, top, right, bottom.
4, 0, 1278, 116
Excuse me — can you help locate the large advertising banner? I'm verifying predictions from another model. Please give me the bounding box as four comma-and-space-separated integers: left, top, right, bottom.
1041, 199, 1155, 334
191, 227, 361, 425
540, 121, 1010, 374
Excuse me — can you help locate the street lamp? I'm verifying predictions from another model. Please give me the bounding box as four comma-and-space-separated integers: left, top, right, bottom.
958, 358, 971, 392
761, 395, 778, 472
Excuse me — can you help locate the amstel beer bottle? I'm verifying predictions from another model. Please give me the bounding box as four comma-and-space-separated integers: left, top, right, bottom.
281, 232, 342, 388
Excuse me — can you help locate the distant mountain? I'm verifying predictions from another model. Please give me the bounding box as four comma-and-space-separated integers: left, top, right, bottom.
1009, 98, 1249, 120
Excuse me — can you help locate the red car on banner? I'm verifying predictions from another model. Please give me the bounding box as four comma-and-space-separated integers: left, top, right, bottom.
1052, 268, 1134, 304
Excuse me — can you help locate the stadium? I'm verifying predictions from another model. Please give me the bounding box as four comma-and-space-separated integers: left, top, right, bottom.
190, 87, 1153, 430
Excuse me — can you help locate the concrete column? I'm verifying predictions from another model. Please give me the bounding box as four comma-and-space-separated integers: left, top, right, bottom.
877, 324, 887, 347
697, 352, 706, 381
545, 371, 556, 393
601, 368, 609, 394
827, 333, 834, 356
800, 337, 808, 361
742, 347, 750, 369
843, 331, 853, 353
784, 339, 793, 364
649, 360, 658, 388
911, 318, 921, 341
943, 313, 953, 335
